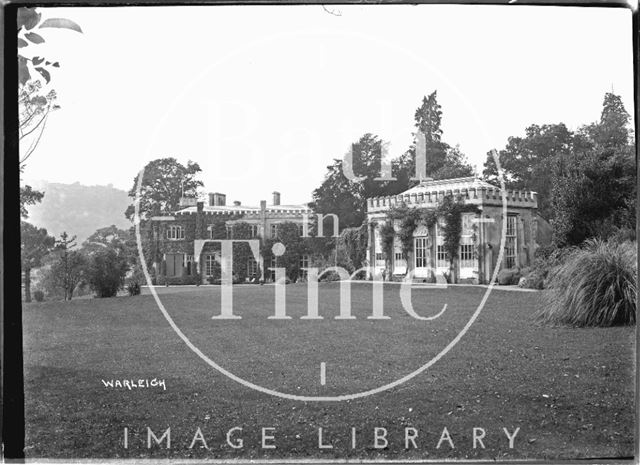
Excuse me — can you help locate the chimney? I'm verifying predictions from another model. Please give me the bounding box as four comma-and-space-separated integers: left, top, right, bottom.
208, 192, 226, 206
272, 191, 281, 206
233, 200, 241, 206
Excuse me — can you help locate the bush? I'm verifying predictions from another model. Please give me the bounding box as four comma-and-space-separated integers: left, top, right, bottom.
537, 239, 637, 327
33, 290, 45, 302
609, 226, 636, 244
520, 268, 545, 290
497, 268, 521, 285
87, 248, 129, 298
126, 282, 141, 296
319, 270, 342, 282
519, 245, 578, 290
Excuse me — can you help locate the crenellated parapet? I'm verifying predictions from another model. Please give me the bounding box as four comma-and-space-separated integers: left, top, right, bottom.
367, 187, 537, 213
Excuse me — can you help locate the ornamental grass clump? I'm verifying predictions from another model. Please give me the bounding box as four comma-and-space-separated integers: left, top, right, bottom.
537, 239, 637, 327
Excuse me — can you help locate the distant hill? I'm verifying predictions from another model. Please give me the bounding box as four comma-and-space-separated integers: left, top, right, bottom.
25, 181, 132, 244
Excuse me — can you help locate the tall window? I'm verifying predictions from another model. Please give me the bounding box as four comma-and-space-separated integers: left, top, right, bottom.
247, 257, 258, 276
205, 255, 217, 277
270, 224, 278, 239
415, 237, 428, 268
269, 256, 277, 281
299, 254, 309, 278
225, 224, 233, 239
435, 220, 448, 269
166, 225, 184, 240
297, 224, 304, 237
505, 215, 518, 268
249, 224, 259, 238
459, 213, 476, 271
459, 244, 474, 267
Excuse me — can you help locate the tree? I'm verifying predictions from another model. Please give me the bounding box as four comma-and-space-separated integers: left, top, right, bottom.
311, 94, 475, 230
125, 158, 204, 221
482, 123, 581, 220
550, 145, 635, 246
86, 248, 129, 298
550, 93, 635, 246
18, 8, 82, 218
52, 232, 86, 300
311, 134, 393, 229
81, 225, 130, 256
20, 184, 44, 218
431, 145, 474, 180
21, 221, 55, 302
415, 91, 443, 144
391, 91, 472, 190
584, 92, 631, 149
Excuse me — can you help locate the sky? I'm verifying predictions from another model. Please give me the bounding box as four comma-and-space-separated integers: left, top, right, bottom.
20, 4, 635, 206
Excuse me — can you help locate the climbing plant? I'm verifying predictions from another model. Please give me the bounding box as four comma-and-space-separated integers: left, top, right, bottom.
260, 222, 308, 281
379, 221, 395, 266
338, 223, 369, 272
385, 204, 437, 259
384, 196, 479, 271
439, 196, 479, 264
231, 222, 256, 281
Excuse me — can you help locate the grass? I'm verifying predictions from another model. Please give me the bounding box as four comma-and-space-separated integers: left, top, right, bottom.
538, 239, 637, 327
23, 283, 634, 460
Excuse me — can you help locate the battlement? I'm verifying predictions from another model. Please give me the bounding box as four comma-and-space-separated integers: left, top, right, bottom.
367, 187, 537, 213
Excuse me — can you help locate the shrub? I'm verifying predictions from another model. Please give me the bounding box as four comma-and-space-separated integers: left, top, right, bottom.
520, 245, 578, 290
520, 268, 545, 290
609, 226, 636, 244
537, 239, 637, 327
126, 282, 141, 296
534, 244, 556, 261
87, 248, 129, 298
33, 290, 45, 302
497, 268, 521, 285
319, 270, 341, 282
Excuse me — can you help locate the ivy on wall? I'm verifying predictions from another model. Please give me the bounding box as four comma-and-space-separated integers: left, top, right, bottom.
439, 196, 479, 263
382, 196, 479, 270
337, 223, 369, 272
381, 205, 438, 261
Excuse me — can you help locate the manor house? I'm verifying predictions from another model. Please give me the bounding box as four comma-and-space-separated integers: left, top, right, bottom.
150, 191, 311, 284
366, 176, 543, 284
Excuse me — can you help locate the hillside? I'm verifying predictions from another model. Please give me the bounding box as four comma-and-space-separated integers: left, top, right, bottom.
25, 181, 132, 244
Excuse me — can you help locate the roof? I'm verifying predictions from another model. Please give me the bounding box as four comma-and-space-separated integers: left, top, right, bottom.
175, 204, 311, 215
400, 176, 497, 195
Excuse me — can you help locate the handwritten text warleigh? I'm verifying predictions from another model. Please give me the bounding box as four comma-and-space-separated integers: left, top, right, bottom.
102, 378, 166, 390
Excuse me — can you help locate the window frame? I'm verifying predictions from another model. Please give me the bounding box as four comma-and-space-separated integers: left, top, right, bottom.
505, 214, 518, 269
247, 257, 258, 276
166, 224, 185, 240
414, 237, 429, 268
299, 254, 309, 278
205, 254, 217, 277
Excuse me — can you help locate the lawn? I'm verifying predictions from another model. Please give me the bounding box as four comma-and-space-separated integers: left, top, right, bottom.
23, 283, 635, 460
